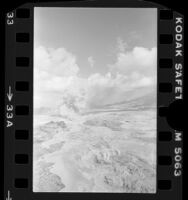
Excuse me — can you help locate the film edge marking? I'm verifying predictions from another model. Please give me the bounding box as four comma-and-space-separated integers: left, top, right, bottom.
5, 190, 12, 200
173, 15, 183, 178
6, 86, 14, 128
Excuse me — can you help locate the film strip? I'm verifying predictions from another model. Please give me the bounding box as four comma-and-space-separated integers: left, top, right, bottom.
4, 0, 183, 200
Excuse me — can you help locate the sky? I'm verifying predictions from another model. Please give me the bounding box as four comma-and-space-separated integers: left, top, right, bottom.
34, 7, 157, 111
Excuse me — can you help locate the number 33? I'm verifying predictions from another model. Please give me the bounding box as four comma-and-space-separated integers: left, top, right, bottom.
7, 12, 14, 25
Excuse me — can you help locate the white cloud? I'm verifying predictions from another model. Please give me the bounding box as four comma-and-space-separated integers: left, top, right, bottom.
85, 71, 155, 109
84, 46, 157, 108
110, 46, 157, 78
34, 45, 157, 112
34, 46, 81, 108
88, 56, 95, 68
34, 46, 79, 77
117, 37, 128, 53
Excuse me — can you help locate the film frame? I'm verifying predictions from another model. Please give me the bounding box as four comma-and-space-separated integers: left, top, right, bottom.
3, 0, 184, 200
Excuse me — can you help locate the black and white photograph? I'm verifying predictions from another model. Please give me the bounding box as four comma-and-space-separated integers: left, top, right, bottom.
33, 8, 157, 193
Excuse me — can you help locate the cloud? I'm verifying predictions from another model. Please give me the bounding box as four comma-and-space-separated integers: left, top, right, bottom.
117, 37, 128, 53
84, 46, 157, 108
34, 46, 79, 77
85, 71, 156, 109
88, 56, 95, 68
110, 46, 157, 78
34, 46, 81, 108
34, 45, 157, 112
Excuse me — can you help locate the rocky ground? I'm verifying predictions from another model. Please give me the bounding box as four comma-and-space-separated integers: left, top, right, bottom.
33, 109, 156, 193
